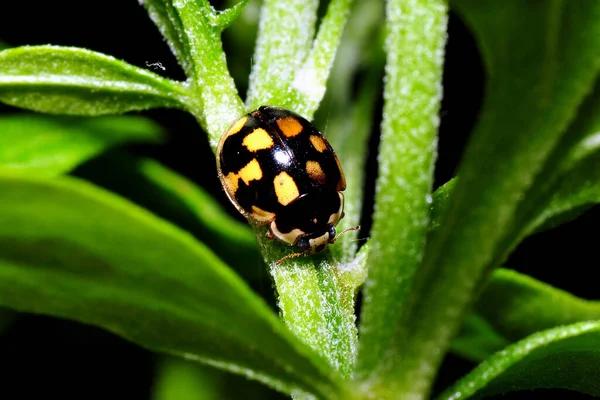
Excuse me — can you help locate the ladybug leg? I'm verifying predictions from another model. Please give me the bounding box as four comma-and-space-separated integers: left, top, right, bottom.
275, 249, 310, 266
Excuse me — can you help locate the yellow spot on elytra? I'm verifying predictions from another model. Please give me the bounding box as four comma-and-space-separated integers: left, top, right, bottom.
335, 156, 347, 191
309, 134, 328, 152
277, 117, 303, 137
238, 159, 262, 185
306, 160, 326, 184
223, 172, 239, 195
251, 206, 276, 223
224, 116, 248, 138
243, 128, 274, 152
274, 171, 300, 206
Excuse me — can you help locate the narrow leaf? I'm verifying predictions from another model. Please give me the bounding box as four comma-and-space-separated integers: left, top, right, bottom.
389, 2, 600, 397
450, 314, 510, 363
439, 321, 600, 399
153, 358, 223, 400
321, 0, 384, 263
247, 0, 353, 118
74, 153, 262, 275
0, 174, 345, 399
431, 86, 600, 243
0, 115, 162, 177
0, 46, 188, 115
327, 81, 380, 263
212, 0, 249, 31
129, 158, 258, 263
153, 357, 284, 400
528, 153, 600, 235
290, 0, 353, 117
453, 268, 600, 362
521, 80, 600, 237
475, 268, 600, 343
354, 0, 447, 390
558, 79, 600, 169
246, 0, 319, 110
432, 81, 600, 242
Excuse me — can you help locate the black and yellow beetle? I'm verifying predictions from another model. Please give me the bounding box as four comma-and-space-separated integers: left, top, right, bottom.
217, 106, 356, 263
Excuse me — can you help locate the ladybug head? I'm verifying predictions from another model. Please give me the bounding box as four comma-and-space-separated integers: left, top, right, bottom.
269, 189, 344, 247
268, 189, 362, 265
295, 225, 337, 254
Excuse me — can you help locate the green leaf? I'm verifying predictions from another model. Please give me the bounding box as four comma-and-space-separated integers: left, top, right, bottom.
450, 314, 510, 363
438, 321, 600, 399
387, 2, 600, 397
431, 90, 600, 362
290, 0, 353, 117
429, 178, 457, 232
0, 115, 163, 177
430, 83, 600, 242
320, 0, 384, 263
152, 357, 284, 400
114, 157, 259, 266
475, 268, 600, 343
140, 0, 244, 148
557, 79, 600, 169
452, 268, 600, 363
153, 358, 223, 400
0, 46, 189, 116
326, 83, 379, 263
354, 0, 447, 391
74, 153, 262, 278
0, 40, 8, 50
211, 0, 249, 31
246, 0, 353, 118
317, 0, 384, 112
246, 0, 319, 110
521, 80, 600, 238
0, 174, 345, 399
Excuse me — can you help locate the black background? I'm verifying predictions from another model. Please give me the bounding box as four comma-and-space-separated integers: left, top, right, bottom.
0, 1, 597, 399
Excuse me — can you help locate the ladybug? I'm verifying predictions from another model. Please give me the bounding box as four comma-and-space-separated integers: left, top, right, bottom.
217, 106, 356, 264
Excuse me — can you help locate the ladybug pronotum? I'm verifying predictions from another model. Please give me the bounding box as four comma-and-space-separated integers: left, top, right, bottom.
217, 106, 353, 263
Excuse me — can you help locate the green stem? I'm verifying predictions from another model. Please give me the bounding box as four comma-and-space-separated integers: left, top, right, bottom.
172, 0, 245, 150
353, 0, 447, 396
378, 1, 600, 399
245, 0, 359, 384
255, 228, 358, 380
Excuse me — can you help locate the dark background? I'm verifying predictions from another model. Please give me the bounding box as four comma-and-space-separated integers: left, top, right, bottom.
0, 1, 597, 398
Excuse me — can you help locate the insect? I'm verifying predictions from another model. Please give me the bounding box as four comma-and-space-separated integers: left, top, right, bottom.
217, 106, 358, 264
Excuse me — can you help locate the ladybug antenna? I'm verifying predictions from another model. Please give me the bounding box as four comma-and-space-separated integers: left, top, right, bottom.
331, 225, 361, 243
275, 250, 310, 266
